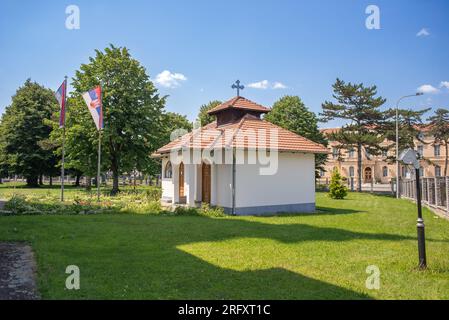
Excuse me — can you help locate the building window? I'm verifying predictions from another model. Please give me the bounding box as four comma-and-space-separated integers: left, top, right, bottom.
348, 148, 354, 158
320, 169, 325, 177
419, 166, 424, 177
164, 161, 173, 179
382, 166, 388, 177
401, 166, 407, 177
349, 166, 355, 177
332, 147, 338, 159
417, 145, 424, 157
435, 165, 441, 177
382, 150, 388, 157
434, 145, 441, 157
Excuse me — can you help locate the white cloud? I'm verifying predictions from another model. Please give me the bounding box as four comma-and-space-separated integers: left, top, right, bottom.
272, 82, 288, 89
154, 70, 187, 88
416, 28, 430, 37
417, 84, 439, 94
247, 80, 288, 90
440, 81, 449, 90
247, 80, 269, 89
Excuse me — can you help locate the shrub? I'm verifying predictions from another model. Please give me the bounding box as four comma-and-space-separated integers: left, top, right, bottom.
329, 168, 348, 199
172, 204, 225, 217
4, 195, 41, 215
145, 188, 162, 202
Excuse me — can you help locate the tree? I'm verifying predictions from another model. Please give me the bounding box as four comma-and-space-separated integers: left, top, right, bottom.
69, 45, 166, 194
141, 112, 193, 178
265, 95, 328, 176
197, 100, 221, 125
0, 79, 58, 187
48, 96, 99, 189
320, 78, 386, 191
380, 107, 430, 162
161, 112, 193, 145
329, 168, 348, 199
427, 108, 449, 176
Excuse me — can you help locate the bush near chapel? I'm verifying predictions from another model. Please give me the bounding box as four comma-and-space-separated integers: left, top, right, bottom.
329, 168, 348, 199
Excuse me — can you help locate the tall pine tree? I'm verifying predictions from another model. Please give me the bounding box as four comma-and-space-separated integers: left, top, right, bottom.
427, 108, 449, 176
320, 79, 385, 191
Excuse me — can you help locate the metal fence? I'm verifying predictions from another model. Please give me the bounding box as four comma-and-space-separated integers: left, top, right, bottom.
401, 177, 449, 217
316, 178, 393, 193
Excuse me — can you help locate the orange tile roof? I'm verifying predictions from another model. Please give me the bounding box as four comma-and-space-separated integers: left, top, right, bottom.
207, 96, 271, 115
156, 114, 329, 154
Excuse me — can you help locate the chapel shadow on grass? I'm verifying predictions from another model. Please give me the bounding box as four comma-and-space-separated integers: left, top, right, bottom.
140, 245, 372, 300
4, 203, 442, 299
39, 215, 376, 299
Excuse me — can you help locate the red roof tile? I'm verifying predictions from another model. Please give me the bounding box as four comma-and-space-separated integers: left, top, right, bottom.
156, 114, 329, 154
207, 96, 271, 115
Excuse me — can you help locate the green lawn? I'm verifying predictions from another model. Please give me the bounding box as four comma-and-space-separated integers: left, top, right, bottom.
0, 184, 448, 299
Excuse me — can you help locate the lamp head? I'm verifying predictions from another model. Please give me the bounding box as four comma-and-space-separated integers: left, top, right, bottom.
399, 148, 420, 169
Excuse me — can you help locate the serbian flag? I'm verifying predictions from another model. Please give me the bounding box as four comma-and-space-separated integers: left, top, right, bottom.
82, 86, 104, 130
55, 79, 67, 128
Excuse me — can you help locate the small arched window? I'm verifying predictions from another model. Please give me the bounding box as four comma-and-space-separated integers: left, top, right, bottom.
164, 161, 173, 179
435, 165, 441, 177
382, 166, 388, 177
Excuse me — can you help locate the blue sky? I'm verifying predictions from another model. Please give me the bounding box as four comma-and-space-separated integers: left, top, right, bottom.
0, 0, 448, 128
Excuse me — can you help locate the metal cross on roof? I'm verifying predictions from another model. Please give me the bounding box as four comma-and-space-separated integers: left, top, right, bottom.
231, 80, 244, 97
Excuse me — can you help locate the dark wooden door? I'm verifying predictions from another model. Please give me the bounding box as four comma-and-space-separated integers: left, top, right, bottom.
179, 162, 184, 197
364, 167, 372, 181
202, 163, 211, 203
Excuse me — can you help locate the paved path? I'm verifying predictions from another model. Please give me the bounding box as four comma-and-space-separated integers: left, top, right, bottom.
0, 243, 40, 300
0, 200, 40, 300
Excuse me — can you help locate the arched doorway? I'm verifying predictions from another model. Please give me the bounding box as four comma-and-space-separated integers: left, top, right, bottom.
364, 167, 372, 182
202, 163, 211, 204
179, 162, 185, 198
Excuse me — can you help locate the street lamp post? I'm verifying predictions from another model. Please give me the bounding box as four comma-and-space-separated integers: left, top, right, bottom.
399, 148, 427, 269
395, 93, 424, 199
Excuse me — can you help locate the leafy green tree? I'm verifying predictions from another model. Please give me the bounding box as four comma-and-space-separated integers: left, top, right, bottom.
69, 45, 166, 194
320, 79, 386, 191
48, 96, 98, 189
161, 112, 192, 145
265, 95, 328, 176
329, 168, 348, 199
0, 79, 58, 186
142, 112, 193, 177
427, 108, 449, 176
197, 100, 221, 125
0, 125, 8, 183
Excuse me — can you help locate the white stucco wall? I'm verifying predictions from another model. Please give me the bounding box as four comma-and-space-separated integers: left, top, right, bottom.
234, 152, 316, 208
215, 164, 232, 208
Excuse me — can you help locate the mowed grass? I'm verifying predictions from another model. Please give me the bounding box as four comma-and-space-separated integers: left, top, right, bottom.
0, 184, 448, 299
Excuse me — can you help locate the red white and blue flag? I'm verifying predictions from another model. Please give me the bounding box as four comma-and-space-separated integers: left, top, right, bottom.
55, 80, 67, 128
82, 86, 104, 130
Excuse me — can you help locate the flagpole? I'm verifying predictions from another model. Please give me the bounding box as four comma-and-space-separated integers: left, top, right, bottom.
61, 76, 68, 202
97, 129, 101, 201
97, 85, 103, 202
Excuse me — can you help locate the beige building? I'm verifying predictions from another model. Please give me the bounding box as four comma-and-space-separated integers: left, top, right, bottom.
320, 127, 448, 184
